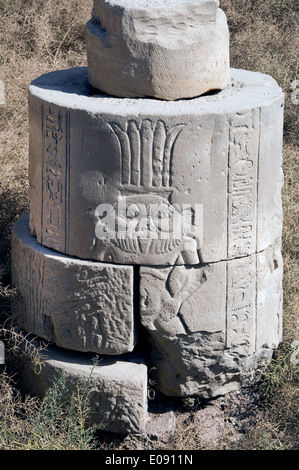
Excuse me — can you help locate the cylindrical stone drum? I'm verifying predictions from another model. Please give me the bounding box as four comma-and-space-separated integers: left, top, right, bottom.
12, 65, 284, 398
28, 67, 284, 267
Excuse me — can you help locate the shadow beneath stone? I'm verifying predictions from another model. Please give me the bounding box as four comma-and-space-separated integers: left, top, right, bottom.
0, 187, 29, 260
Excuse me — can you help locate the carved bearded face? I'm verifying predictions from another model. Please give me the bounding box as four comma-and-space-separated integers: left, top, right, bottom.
93, 194, 199, 264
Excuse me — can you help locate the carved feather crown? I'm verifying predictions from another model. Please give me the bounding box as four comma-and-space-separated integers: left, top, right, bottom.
109, 119, 185, 193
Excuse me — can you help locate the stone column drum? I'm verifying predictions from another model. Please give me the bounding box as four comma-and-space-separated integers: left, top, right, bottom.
10, 0, 284, 433
86, 0, 230, 100
21, 65, 284, 399
140, 245, 283, 398
28, 67, 283, 266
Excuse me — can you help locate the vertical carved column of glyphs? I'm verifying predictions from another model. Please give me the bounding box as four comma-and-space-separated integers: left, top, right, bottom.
225, 109, 260, 357
41, 105, 69, 253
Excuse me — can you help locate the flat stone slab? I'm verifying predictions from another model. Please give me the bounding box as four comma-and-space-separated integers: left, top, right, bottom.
20, 342, 148, 434
139, 243, 283, 398
28, 67, 284, 266
11, 213, 136, 355
86, 0, 230, 100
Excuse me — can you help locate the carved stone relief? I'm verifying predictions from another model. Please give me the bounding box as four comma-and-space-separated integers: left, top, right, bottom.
140, 244, 283, 398
28, 67, 284, 266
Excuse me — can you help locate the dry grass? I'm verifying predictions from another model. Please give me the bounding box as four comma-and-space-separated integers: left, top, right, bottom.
222, 0, 299, 145
0, 0, 298, 450
0, 0, 93, 257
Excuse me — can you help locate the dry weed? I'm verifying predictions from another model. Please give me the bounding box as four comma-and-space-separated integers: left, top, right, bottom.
282, 144, 299, 341
0, 320, 48, 375
0, 370, 39, 441
222, 0, 299, 145
0, 0, 93, 258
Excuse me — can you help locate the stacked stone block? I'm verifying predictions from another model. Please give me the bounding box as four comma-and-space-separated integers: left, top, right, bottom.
11, 0, 284, 434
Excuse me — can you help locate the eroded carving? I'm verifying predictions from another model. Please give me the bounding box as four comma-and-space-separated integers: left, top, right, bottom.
92, 194, 201, 265
226, 257, 256, 355
227, 109, 260, 258
140, 265, 207, 334
42, 106, 69, 252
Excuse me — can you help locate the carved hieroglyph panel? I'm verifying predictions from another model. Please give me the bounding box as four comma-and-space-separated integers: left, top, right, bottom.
227, 109, 260, 259
41, 105, 69, 253
226, 256, 256, 356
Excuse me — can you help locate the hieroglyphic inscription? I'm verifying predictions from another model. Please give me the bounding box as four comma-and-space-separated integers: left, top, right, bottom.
226, 257, 256, 355
42, 106, 69, 252
109, 120, 184, 189
227, 109, 260, 258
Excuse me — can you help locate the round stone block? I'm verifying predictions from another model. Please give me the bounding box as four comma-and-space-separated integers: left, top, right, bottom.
11, 213, 136, 355
20, 342, 148, 434
86, 0, 230, 100
28, 67, 284, 266
140, 243, 283, 398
